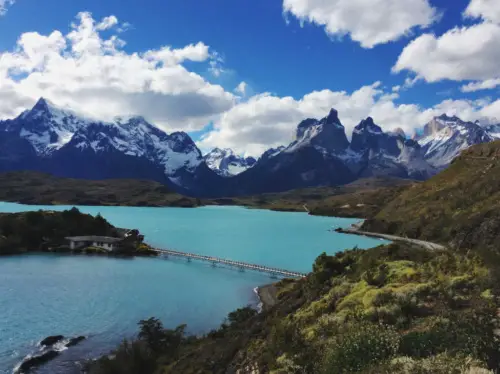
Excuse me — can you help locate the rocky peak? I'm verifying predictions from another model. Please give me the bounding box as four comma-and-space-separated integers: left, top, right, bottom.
323, 108, 341, 126
204, 147, 256, 177
296, 118, 319, 139
351, 117, 398, 155
289, 108, 349, 154
416, 114, 494, 168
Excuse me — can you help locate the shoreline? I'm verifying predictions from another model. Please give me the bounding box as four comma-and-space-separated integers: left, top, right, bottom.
335, 226, 446, 251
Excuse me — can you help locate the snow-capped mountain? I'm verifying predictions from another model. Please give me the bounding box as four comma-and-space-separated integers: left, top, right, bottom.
483, 123, 500, 139
286, 109, 350, 154
0, 98, 217, 194
349, 117, 434, 180
2, 99, 499, 197
204, 148, 256, 177
415, 114, 494, 168
227, 110, 435, 195
0, 98, 89, 155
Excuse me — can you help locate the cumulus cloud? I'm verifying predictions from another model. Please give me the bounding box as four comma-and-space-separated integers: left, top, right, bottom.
461, 78, 500, 92
464, 0, 500, 24
394, 17, 500, 92
0, 12, 235, 130
199, 82, 500, 156
0, 0, 14, 15
282, 0, 438, 48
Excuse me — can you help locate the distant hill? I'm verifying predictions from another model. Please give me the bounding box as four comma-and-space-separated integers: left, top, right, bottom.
221, 177, 416, 218
363, 140, 500, 250
0, 171, 200, 207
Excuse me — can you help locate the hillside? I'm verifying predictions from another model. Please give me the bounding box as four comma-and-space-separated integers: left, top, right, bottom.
89, 242, 500, 374
363, 140, 500, 250
0, 171, 200, 207
225, 177, 415, 218
0, 171, 413, 218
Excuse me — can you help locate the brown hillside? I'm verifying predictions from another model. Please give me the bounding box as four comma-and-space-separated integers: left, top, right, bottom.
363, 140, 500, 250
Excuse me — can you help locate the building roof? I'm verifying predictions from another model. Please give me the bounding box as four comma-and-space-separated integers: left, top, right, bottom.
65, 236, 123, 243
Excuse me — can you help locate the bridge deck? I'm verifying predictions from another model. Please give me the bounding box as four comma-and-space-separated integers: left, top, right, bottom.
154, 248, 306, 278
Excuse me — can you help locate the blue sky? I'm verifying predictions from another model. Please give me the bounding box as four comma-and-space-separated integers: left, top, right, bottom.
0, 0, 499, 155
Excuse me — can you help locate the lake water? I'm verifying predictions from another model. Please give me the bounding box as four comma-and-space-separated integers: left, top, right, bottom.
0, 203, 386, 373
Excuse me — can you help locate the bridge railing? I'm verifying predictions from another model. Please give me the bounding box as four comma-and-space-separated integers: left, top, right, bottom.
154, 248, 306, 278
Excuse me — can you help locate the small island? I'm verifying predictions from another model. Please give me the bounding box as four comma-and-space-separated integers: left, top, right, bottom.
0, 207, 157, 257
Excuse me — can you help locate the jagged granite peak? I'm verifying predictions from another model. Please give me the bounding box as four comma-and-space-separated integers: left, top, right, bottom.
416, 114, 494, 168
288, 108, 349, 154
324, 108, 341, 126
351, 117, 401, 157
204, 147, 256, 177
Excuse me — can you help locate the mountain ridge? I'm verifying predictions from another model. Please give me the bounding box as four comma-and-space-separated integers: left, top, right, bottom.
1, 98, 499, 197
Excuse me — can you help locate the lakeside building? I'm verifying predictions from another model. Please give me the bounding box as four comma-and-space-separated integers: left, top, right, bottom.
65, 236, 123, 252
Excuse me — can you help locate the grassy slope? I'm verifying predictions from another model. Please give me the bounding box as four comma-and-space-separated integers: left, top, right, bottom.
363, 141, 500, 249
0, 171, 200, 207
89, 243, 499, 374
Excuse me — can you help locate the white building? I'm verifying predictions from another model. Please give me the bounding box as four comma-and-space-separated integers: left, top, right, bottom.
65, 236, 123, 252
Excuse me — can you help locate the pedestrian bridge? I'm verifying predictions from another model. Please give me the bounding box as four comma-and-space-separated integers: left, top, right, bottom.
153, 248, 306, 278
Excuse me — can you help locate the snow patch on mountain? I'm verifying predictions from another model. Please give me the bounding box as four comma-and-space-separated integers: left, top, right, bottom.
415, 114, 494, 168
204, 148, 256, 177
5, 98, 92, 155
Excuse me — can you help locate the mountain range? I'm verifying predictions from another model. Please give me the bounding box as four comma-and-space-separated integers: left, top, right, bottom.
0, 98, 498, 197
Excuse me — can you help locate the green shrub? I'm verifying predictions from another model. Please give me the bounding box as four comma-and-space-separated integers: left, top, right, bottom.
321, 322, 399, 373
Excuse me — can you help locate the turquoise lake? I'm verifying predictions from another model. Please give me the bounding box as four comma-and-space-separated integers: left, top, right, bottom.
0, 202, 387, 373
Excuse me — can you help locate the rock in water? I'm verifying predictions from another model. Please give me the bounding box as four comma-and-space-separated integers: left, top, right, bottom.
39, 335, 64, 347
16, 350, 60, 373
66, 336, 86, 347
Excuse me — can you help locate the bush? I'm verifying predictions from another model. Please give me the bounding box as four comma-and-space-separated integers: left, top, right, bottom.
321, 322, 400, 373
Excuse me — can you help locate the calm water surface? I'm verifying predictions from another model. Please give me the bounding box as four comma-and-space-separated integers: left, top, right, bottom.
0, 203, 386, 373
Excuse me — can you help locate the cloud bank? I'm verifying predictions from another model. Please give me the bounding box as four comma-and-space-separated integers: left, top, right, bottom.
282, 0, 438, 48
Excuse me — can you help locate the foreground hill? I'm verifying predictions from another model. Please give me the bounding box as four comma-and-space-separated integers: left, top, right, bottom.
0, 171, 199, 207
89, 242, 500, 374
363, 140, 500, 250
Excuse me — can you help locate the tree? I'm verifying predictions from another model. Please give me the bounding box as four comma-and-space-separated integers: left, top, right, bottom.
138, 317, 186, 357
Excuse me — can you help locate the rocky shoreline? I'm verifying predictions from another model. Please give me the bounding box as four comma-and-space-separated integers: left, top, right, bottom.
256, 283, 278, 311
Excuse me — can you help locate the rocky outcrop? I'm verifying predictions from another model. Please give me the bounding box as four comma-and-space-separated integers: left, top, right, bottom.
15, 335, 87, 373
16, 350, 60, 373
39, 335, 64, 347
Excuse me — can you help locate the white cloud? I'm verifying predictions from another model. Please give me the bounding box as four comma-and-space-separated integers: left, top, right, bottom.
282, 0, 438, 48
394, 22, 500, 91
235, 81, 247, 96
461, 78, 500, 92
0, 12, 235, 131
199, 82, 500, 156
0, 0, 14, 15
464, 0, 500, 24
96, 15, 119, 31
